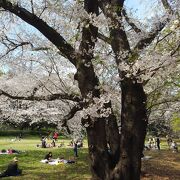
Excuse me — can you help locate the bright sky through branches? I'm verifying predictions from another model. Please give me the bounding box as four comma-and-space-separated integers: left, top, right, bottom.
125, 0, 162, 21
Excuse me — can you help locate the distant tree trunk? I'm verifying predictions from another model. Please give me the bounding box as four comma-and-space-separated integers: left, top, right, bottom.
111, 78, 148, 180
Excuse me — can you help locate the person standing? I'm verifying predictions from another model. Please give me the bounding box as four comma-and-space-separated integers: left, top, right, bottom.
53, 132, 59, 141
156, 137, 160, 150
73, 141, 78, 157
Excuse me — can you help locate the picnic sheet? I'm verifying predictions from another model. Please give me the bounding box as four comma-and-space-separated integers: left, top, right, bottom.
40, 159, 64, 165
0, 152, 18, 155
40, 159, 74, 165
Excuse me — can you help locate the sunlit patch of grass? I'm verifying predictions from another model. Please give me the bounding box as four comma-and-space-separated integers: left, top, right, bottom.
0, 137, 180, 179
0, 137, 91, 180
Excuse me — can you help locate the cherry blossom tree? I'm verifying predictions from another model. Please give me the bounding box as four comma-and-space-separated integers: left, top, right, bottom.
0, 0, 179, 179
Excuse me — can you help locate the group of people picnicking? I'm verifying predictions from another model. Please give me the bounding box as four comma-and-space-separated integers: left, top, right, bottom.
144, 136, 178, 153
36, 131, 60, 148
0, 139, 80, 178
0, 149, 78, 178
144, 137, 161, 150
36, 131, 82, 158
41, 152, 76, 165
0, 131, 83, 178
166, 135, 178, 152
0, 133, 178, 178
38, 138, 80, 157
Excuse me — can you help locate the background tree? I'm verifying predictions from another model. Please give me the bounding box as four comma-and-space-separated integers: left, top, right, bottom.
171, 113, 180, 136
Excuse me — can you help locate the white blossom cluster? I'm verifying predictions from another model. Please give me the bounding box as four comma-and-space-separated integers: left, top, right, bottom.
81, 93, 117, 124
0, 0, 179, 136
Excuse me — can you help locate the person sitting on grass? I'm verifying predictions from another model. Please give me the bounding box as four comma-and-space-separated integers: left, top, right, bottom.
166, 135, 173, 150
58, 141, 65, 148
171, 141, 178, 153
41, 136, 47, 148
51, 139, 56, 147
0, 157, 22, 178
147, 138, 153, 149
44, 152, 53, 162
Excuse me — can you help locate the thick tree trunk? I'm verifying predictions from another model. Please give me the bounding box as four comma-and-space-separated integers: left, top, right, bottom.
83, 114, 120, 180
77, 64, 120, 179
105, 106, 120, 169
76, 1, 121, 178
83, 116, 110, 180
111, 79, 148, 180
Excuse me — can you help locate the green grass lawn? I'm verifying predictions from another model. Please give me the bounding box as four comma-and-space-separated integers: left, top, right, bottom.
0, 137, 179, 179
0, 138, 91, 180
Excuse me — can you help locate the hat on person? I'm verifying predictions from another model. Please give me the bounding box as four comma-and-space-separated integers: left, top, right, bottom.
13, 157, 18, 162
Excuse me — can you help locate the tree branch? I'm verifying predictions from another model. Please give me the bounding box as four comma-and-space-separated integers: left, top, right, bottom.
38, 0, 47, 18
122, 9, 141, 33
62, 102, 84, 133
0, 40, 30, 58
134, 21, 167, 51
170, 42, 180, 56
75, 0, 101, 98
0, 34, 32, 58
148, 98, 180, 110
0, 0, 77, 66
97, 32, 111, 44
98, 0, 131, 59
161, 0, 173, 14
30, 0, 34, 14
0, 89, 82, 102
133, 0, 174, 51
153, 31, 173, 49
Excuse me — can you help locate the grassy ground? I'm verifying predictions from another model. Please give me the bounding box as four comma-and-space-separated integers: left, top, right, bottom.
0, 137, 91, 180
0, 137, 179, 179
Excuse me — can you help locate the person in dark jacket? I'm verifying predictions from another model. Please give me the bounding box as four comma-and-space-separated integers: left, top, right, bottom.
51, 139, 56, 147
41, 136, 47, 148
156, 137, 160, 150
73, 141, 78, 157
44, 152, 53, 161
0, 157, 22, 178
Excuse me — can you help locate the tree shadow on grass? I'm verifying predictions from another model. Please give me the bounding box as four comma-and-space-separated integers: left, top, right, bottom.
142, 150, 180, 180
